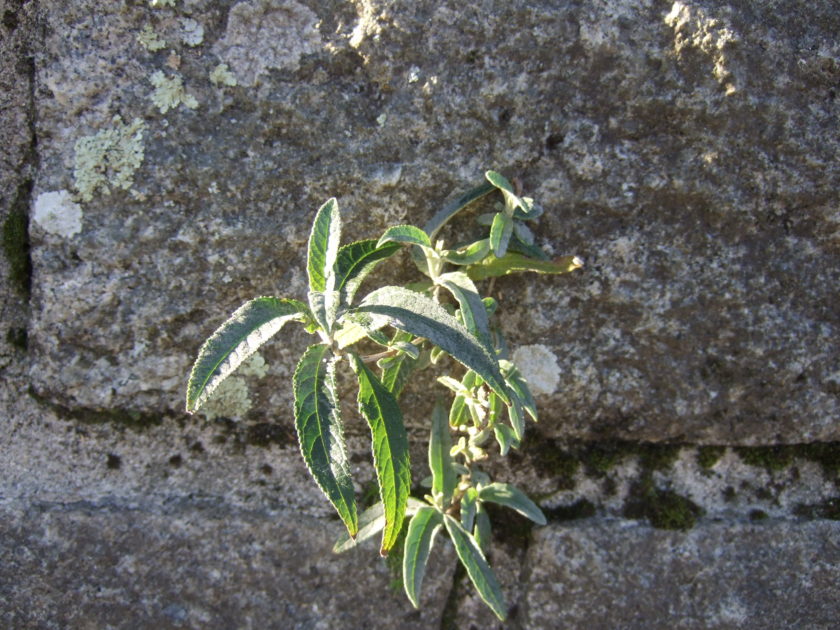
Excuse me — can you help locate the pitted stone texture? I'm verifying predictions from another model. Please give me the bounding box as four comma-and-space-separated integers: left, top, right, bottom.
519, 519, 840, 630
0, 499, 454, 630
24, 0, 840, 444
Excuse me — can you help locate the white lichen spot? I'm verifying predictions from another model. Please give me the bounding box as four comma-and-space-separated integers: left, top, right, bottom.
150, 70, 198, 113
180, 18, 204, 47
407, 66, 420, 83
376, 113, 387, 126
137, 24, 167, 51
209, 63, 237, 87
240, 352, 269, 378
201, 376, 251, 421
73, 116, 146, 203
149, 0, 176, 7
201, 353, 268, 420
512, 344, 561, 396
32, 190, 83, 237
213, 0, 322, 86
665, 1, 738, 94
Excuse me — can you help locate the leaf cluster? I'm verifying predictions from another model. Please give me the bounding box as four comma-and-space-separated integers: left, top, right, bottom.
185, 171, 581, 618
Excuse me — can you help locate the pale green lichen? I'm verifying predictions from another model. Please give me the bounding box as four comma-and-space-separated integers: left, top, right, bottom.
180, 18, 204, 47
73, 116, 146, 203
201, 353, 268, 420
209, 63, 237, 87
137, 24, 167, 51
150, 70, 198, 113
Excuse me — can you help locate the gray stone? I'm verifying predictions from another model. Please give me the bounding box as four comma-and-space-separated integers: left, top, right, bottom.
19, 0, 839, 444
518, 519, 840, 629
0, 498, 454, 630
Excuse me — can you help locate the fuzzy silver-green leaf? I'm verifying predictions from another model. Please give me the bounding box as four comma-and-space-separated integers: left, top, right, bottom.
444, 514, 507, 621
403, 506, 443, 609
186, 297, 307, 413
293, 344, 357, 537
334, 239, 401, 305
307, 198, 341, 293
478, 482, 547, 525
429, 400, 457, 506
354, 286, 510, 403
377, 225, 432, 249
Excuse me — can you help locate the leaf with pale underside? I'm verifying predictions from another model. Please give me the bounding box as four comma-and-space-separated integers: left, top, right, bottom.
186, 297, 308, 413
307, 198, 341, 294
293, 344, 357, 537
377, 225, 432, 249
442, 239, 491, 265
466, 253, 583, 281
489, 212, 513, 257
403, 506, 443, 608
333, 498, 427, 553
423, 181, 495, 240
354, 286, 510, 403
349, 353, 411, 555
437, 271, 493, 353
444, 514, 507, 621
478, 482, 546, 525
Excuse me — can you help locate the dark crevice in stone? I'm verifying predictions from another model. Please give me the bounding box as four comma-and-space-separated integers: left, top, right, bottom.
28, 386, 169, 432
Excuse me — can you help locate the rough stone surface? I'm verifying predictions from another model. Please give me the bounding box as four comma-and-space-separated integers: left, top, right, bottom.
519, 519, 840, 629
2, 0, 840, 627
19, 0, 839, 443
0, 498, 455, 630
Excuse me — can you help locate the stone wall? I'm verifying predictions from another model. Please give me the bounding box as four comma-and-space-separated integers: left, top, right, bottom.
1, 0, 838, 628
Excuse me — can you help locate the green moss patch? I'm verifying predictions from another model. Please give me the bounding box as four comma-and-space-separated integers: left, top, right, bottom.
624, 486, 704, 530
2, 180, 33, 297
697, 445, 726, 469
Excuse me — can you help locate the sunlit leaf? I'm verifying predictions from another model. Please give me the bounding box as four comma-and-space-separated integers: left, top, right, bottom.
479, 482, 546, 525
489, 212, 513, 258
349, 353, 411, 555
307, 198, 341, 293
334, 239, 401, 305
466, 253, 583, 282
403, 506, 443, 608
186, 297, 308, 413
293, 344, 357, 537
423, 181, 495, 240
354, 286, 510, 403
443, 515, 507, 621
377, 225, 432, 248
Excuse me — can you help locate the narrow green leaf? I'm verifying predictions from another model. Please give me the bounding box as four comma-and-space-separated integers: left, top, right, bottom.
508, 233, 550, 260
186, 297, 308, 413
403, 507, 444, 608
501, 360, 538, 422
474, 504, 492, 554
307, 198, 342, 293
377, 225, 432, 249
334, 239, 401, 305
349, 353, 411, 555
381, 352, 417, 398
333, 502, 385, 553
355, 286, 510, 403
429, 400, 457, 506
493, 424, 518, 456
461, 487, 478, 531
334, 498, 428, 553
449, 393, 469, 426
392, 340, 420, 360
293, 344, 357, 537
489, 212, 513, 258
442, 239, 491, 266
308, 290, 340, 333
485, 170, 527, 216
424, 181, 495, 239
467, 253, 583, 281
437, 272, 493, 353
443, 514, 507, 621
508, 399, 525, 441
512, 220, 534, 245
478, 482, 547, 525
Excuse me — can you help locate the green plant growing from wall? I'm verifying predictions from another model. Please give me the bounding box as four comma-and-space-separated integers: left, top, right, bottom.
186, 171, 581, 620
